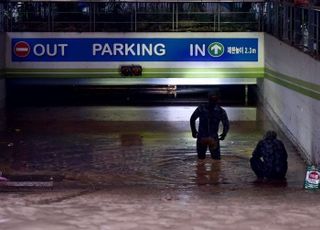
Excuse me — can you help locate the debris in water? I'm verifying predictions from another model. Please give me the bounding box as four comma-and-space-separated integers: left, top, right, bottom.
0, 181, 53, 187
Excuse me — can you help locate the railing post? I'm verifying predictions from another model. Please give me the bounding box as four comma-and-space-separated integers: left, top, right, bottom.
274, 1, 278, 36
218, 3, 220, 31
134, 2, 137, 32
176, 2, 179, 32
91, 2, 95, 32
317, 11, 319, 57
289, 5, 293, 43
50, 2, 53, 32
172, 2, 175, 31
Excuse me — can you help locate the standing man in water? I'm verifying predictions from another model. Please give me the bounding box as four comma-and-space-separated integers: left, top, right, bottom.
190, 90, 229, 160
250, 130, 288, 181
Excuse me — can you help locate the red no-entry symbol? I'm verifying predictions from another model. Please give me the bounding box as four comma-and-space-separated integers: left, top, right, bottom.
14, 41, 30, 58
309, 171, 320, 180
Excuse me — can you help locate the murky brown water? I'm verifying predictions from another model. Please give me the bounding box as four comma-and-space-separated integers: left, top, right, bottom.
0, 106, 318, 229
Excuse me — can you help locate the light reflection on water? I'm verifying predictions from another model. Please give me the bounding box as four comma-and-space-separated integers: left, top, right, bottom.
0, 106, 306, 190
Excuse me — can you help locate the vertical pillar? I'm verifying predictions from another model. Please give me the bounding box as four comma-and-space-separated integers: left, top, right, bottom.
244, 85, 248, 106
0, 32, 6, 109
0, 2, 5, 110
0, 31, 6, 137
0, 29, 5, 131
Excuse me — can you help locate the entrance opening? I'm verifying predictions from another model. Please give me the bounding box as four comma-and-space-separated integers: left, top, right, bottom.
6, 83, 257, 107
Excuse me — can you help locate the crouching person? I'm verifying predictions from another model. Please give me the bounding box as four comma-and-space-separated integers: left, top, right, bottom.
250, 130, 288, 181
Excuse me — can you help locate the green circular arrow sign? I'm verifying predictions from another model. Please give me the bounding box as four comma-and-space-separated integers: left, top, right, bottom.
208, 42, 224, 57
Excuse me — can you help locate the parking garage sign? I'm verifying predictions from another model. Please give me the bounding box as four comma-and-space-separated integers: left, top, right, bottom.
12, 38, 258, 62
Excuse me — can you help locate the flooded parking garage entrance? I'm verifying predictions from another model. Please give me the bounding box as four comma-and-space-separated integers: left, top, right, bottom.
1, 0, 320, 227
0, 86, 320, 229
1, 96, 319, 229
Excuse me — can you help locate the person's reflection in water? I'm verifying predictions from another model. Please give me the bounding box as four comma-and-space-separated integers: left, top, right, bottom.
195, 160, 221, 186
118, 133, 144, 181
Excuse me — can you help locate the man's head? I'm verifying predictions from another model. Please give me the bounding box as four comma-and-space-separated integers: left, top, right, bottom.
208, 89, 220, 104
264, 130, 277, 140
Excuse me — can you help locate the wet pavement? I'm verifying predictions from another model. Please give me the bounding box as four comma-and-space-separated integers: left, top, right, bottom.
0, 106, 319, 229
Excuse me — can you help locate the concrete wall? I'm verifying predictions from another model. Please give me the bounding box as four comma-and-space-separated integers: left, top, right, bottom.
262, 34, 320, 164
0, 32, 5, 109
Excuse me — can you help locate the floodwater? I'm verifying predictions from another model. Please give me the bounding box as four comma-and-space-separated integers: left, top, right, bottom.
0, 106, 319, 230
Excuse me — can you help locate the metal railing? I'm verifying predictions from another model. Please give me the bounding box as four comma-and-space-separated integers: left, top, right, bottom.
1, 2, 264, 32
1, 1, 319, 59
265, 1, 320, 58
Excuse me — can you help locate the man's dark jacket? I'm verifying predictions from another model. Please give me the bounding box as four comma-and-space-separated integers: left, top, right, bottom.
190, 103, 229, 139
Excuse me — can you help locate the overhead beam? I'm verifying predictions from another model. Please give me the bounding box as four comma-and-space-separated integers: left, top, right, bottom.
4, 0, 266, 3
